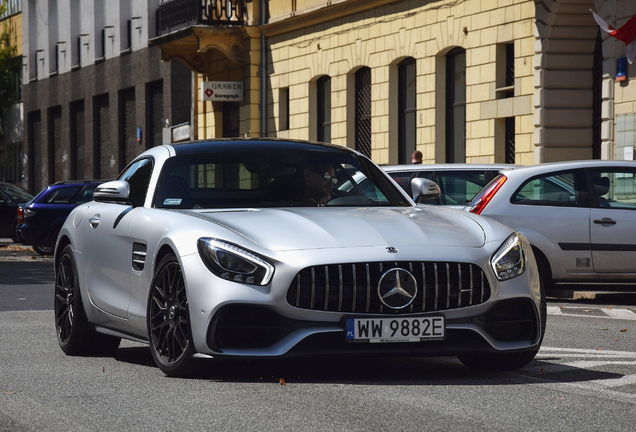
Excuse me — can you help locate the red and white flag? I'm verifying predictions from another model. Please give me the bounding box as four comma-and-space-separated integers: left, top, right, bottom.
591, 10, 636, 63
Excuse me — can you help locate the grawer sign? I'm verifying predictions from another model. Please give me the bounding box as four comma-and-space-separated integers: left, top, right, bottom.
200, 81, 244, 102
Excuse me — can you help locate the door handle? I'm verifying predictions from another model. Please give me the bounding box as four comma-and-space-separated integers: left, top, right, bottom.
89, 214, 101, 229
593, 218, 616, 226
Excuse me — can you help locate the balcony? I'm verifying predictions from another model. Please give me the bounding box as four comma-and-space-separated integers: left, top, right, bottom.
156, 0, 247, 36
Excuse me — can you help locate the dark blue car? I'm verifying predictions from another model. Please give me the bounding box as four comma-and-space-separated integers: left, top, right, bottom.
18, 180, 104, 255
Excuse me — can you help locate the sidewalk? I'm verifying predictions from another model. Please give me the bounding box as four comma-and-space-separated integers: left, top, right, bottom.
0, 238, 46, 261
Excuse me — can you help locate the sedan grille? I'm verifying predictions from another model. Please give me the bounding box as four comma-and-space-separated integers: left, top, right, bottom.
286, 261, 491, 315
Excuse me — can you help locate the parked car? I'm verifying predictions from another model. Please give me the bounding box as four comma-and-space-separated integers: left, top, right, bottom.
466, 160, 636, 291
0, 182, 34, 241
382, 163, 517, 206
19, 180, 104, 255
54, 139, 544, 377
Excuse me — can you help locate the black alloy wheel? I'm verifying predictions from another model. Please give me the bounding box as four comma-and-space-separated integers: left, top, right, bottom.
55, 247, 77, 349
55, 244, 120, 355
147, 254, 196, 376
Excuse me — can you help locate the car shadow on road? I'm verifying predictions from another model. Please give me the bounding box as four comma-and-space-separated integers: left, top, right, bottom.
112, 346, 622, 385
0, 261, 54, 285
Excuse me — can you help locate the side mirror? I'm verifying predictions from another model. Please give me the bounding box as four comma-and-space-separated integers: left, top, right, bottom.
411, 177, 441, 203
94, 180, 130, 204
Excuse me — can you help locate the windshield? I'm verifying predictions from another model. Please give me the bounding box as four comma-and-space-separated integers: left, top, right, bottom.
153, 149, 411, 209
0, 184, 34, 202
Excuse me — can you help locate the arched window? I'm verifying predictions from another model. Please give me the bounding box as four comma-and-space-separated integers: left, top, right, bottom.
398, 58, 416, 164
446, 48, 466, 162
317, 76, 331, 143
355, 67, 372, 157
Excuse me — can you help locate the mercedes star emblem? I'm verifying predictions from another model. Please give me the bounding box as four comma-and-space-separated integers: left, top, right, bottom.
377, 268, 417, 309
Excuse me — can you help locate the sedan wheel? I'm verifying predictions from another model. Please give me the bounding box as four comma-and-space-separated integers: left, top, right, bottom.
147, 254, 196, 377
35, 245, 55, 256
55, 244, 120, 355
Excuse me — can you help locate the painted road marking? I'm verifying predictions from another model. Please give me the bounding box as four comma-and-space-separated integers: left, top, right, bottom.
547, 305, 636, 320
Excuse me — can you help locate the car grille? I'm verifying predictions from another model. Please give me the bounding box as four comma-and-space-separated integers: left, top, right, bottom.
286, 261, 491, 315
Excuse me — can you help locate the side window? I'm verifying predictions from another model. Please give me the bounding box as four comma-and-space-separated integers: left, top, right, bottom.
387, 171, 416, 192
434, 171, 488, 206
512, 170, 582, 206
75, 186, 98, 204
590, 169, 636, 209
45, 186, 82, 204
119, 159, 153, 206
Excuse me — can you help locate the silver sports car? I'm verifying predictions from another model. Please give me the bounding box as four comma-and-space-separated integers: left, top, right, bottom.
54, 139, 545, 376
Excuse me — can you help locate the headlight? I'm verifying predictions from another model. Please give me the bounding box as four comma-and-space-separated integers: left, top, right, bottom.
491, 233, 526, 281
197, 238, 274, 286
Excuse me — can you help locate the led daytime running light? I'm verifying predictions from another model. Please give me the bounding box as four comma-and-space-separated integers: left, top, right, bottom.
198, 238, 274, 286
491, 233, 526, 281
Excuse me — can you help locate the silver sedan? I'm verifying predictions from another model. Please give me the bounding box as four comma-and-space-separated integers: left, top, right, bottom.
54, 139, 544, 376
466, 160, 636, 290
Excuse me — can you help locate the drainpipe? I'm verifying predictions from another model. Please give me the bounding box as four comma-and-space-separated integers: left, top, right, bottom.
260, 0, 267, 137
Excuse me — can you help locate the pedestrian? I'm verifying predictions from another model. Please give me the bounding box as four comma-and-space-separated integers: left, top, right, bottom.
411, 150, 422, 164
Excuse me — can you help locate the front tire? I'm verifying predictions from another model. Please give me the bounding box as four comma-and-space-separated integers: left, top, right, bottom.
458, 279, 547, 371
35, 245, 55, 256
54, 244, 120, 355
147, 254, 196, 377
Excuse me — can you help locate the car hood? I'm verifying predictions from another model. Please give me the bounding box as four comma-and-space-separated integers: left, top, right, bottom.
189, 207, 486, 252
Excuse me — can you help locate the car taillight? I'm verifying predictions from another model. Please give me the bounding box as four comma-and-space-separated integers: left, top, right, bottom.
17, 206, 24, 224
468, 175, 507, 215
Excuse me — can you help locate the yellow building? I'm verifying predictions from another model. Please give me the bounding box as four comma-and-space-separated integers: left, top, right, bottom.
83, 0, 636, 167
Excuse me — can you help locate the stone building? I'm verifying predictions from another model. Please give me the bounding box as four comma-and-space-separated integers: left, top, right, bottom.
0, 0, 23, 186
21, 0, 192, 193
16, 0, 636, 193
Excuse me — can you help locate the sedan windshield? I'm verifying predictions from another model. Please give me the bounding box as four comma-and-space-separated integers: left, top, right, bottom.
153, 149, 410, 209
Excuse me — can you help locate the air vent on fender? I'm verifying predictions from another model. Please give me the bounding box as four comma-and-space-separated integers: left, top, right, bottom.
132, 242, 147, 271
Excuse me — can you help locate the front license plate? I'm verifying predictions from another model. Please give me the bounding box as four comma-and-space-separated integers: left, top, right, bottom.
345, 316, 445, 343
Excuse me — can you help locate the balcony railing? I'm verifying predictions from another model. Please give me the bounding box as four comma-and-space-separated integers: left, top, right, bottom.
156, 0, 247, 36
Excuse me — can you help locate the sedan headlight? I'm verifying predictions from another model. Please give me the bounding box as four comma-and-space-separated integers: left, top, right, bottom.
197, 238, 274, 286
491, 233, 526, 281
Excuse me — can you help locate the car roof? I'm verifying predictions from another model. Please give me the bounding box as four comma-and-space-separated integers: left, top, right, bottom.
498, 160, 636, 178
170, 138, 357, 156
50, 180, 105, 186
382, 163, 519, 172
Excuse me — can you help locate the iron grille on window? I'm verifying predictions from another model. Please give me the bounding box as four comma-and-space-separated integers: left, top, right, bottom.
398, 58, 417, 164
505, 117, 515, 164
446, 48, 466, 163
70, 100, 85, 180
287, 261, 491, 315
317, 76, 331, 143
96, 94, 115, 179
121, 88, 137, 165
223, 102, 240, 138
0, 144, 23, 184
505, 43, 514, 98
355, 67, 372, 158
148, 80, 164, 147
49, 106, 63, 183
29, 111, 42, 189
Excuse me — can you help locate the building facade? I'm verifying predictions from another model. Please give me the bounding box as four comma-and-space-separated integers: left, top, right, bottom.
0, 0, 23, 186
21, 0, 192, 193
14, 0, 636, 193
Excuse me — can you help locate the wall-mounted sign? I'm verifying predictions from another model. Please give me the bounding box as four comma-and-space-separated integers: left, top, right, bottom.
200, 81, 244, 102
172, 124, 190, 142
616, 57, 627, 82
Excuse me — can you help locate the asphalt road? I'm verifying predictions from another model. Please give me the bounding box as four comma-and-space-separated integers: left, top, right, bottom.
2, 244, 636, 431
